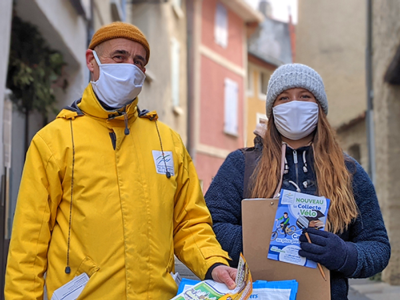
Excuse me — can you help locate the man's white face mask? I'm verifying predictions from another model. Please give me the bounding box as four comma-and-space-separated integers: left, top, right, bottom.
90, 50, 146, 109
273, 100, 319, 141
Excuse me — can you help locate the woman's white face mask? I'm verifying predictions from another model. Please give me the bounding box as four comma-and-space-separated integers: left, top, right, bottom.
90, 50, 146, 109
273, 101, 319, 140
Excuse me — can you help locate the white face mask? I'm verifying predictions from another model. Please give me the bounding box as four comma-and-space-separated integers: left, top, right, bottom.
90, 51, 146, 109
273, 101, 319, 140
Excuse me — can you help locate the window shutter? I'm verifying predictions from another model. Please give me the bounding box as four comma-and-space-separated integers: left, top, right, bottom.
171, 37, 180, 107
215, 3, 228, 48
224, 78, 239, 135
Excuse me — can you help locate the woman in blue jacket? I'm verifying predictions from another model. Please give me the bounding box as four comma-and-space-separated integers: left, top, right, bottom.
205, 63, 390, 299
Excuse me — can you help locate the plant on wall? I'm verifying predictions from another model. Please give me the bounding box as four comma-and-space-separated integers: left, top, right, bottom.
6, 14, 68, 154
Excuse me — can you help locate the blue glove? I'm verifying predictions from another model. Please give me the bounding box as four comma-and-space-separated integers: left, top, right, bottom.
298, 228, 358, 276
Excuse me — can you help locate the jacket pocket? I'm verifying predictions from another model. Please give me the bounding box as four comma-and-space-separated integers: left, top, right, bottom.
200, 247, 230, 260
75, 256, 100, 278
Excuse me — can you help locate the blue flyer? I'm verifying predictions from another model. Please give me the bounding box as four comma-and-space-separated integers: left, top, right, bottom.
267, 189, 330, 268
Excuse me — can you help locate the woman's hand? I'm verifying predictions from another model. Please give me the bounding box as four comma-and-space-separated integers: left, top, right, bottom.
298, 228, 357, 275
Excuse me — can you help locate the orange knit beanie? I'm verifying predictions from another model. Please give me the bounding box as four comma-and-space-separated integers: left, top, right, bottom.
89, 22, 150, 64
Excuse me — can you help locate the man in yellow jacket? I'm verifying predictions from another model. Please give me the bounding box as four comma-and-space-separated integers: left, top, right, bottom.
5, 22, 236, 300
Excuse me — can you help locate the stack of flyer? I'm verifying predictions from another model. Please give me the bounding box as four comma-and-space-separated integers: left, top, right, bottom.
171, 254, 252, 300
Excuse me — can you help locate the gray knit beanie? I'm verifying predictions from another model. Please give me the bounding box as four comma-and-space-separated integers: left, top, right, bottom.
266, 63, 328, 118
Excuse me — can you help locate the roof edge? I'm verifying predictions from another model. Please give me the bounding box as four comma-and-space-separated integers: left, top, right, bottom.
248, 51, 284, 67
335, 111, 366, 133
220, 0, 264, 23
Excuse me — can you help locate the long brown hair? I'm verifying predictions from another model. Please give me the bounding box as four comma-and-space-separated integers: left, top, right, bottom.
250, 109, 358, 234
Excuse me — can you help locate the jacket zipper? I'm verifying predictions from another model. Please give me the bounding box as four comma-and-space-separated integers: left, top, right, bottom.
109, 131, 116, 150
293, 150, 299, 186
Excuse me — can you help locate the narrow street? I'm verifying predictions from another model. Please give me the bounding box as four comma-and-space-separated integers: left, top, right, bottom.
1, 0, 400, 299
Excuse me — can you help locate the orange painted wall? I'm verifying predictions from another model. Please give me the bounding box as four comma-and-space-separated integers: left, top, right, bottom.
246, 56, 277, 146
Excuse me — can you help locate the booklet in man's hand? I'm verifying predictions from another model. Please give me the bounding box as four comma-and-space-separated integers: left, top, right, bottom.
267, 189, 330, 268
171, 253, 252, 300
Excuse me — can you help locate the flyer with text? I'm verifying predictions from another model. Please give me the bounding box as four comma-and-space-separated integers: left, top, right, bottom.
267, 189, 330, 268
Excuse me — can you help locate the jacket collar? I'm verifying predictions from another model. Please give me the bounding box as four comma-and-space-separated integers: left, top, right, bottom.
285, 143, 313, 153
77, 83, 139, 122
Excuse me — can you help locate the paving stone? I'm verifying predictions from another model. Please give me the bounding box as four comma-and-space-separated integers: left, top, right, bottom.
174, 257, 199, 281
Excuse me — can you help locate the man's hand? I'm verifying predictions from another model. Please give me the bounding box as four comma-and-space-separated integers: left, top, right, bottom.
211, 265, 237, 290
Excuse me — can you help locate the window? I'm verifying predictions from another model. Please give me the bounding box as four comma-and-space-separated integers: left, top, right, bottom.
80, 0, 92, 19
171, 37, 180, 107
121, 0, 126, 20
172, 0, 182, 7
247, 67, 254, 96
224, 78, 239, 136
258, 71, 269, 100
110, 0, 126, 21
172, 0, 184, 18
215, 3, 228, 48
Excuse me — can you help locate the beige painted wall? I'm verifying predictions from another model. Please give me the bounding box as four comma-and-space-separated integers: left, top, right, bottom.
93, 0, 115, 28
127, 1, 188, 144
372, 0, 400, 285
296, 0, 367, 129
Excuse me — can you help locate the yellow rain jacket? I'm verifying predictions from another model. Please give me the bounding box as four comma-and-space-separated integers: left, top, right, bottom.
5, 84, 230, 300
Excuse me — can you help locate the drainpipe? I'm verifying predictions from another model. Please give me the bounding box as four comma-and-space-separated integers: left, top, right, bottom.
186, 0, 195, 160
366, 0, 375, 183
87, 0, 94, 82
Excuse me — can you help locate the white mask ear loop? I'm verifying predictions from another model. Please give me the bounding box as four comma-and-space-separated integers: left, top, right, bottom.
92, 50, 102, 66
303, 150, 308, 173
273, 142, 287, 198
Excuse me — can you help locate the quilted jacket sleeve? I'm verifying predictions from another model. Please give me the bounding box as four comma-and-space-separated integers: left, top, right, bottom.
5, 133, 63, 300
205, 150, 245, 267
346, 159, 391, 278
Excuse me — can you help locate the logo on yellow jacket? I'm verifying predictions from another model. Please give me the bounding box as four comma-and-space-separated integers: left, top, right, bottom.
152, 150, 175, 176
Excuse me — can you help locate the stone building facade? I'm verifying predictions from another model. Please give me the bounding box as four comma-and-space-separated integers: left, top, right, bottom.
296, 0, 368, 170
126, 0, 188, 143
296, 0, 400, 285
372, 0, 400, 285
